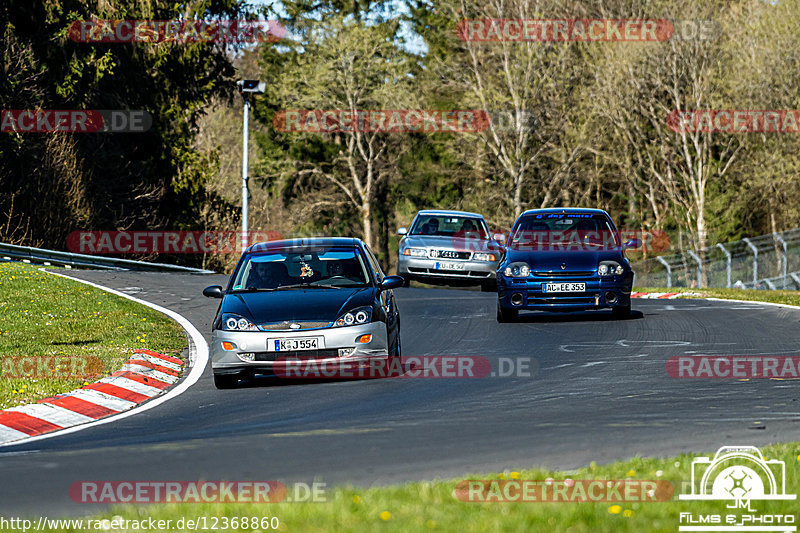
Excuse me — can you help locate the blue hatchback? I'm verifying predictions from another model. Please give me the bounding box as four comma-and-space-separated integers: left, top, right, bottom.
496, 208, 638, 321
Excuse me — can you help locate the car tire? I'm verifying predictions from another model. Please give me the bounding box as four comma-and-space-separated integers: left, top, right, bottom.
387, 329, 402, 376
612, 303, 631, 320
481, 280, 497, 292
213, 373, 240, 389
496, 302, 518, 323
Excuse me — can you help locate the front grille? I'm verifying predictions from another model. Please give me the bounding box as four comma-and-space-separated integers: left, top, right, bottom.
254, 349, 341, 361
429, 249, 471, 260
526, 295, 599, 305
533, 270, 595, 277
407, 267, 490, 278
258, 321, 330, 331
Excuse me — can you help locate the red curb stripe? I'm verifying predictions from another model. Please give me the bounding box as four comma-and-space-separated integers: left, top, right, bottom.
110, 371, 170, 390
0, 411, 63, 436
84, 382, 150, 403
658, 292, 679, 299
41, 395, 118, 420
631, 292, 644, 298
133, 349, 183, 366
127, 358, 180, 376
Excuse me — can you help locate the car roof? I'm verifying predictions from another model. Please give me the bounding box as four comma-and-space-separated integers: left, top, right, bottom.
519, 207, 610, 217
247, 237, 361, 253
415, 209, 485, 218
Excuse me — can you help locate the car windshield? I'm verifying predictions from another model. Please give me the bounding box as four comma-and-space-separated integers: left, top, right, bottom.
509, 213, 620, 250
230, 247, 371, 291
410, 215, 490, 239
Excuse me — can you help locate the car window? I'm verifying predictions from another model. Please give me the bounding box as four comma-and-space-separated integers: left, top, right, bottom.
509, 213, 619, 249
363, 246, 384, 282
230, 247, 371, 290
410, 215, 490, 238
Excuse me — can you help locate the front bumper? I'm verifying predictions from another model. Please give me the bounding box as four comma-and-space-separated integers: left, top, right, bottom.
497, 272, 634, 311
397, 256, 498, 282
211, 321, 389, 374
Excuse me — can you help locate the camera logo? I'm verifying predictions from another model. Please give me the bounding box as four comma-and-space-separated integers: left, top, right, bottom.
678, 446, 795, 532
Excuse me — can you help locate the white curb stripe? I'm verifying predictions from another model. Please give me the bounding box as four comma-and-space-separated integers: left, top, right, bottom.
98, 376, 163, 397
131, 354, 182, 372
5, 404, 95, 427
64, 389, 137, 412
0, 425, 31, 442
120, 364, 179, 384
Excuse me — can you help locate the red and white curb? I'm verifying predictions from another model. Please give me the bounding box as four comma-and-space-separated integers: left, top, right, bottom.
0, 349, 183, 445
631, 291, 699, 299
0, 269, 209, 448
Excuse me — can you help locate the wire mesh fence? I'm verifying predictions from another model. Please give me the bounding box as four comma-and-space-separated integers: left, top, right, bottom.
632, 228, 800, 290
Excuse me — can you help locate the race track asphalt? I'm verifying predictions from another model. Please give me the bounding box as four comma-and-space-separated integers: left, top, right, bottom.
1, 270, 799, 516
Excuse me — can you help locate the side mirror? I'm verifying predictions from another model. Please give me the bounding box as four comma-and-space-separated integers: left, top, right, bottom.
397, 227, 407, 236
623, 238, 641, 250
379, 275, 404, 291
203, 285, 224, 298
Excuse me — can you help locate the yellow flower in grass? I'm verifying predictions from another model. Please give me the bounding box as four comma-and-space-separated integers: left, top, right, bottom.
626, 469, 635, 477
352, 495, 362, 504
379, 511, 391, 521
608, 505, 622, 514
623, 509, 634, 518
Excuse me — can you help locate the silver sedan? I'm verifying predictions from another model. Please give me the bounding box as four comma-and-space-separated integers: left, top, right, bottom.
396, 210, 503, 291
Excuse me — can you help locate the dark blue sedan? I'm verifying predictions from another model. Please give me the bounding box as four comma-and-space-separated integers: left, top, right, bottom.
496, 208, 638, 322
202, 237, 404, 388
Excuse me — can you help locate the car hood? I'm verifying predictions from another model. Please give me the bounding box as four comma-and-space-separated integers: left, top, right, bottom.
221, 287, 374, 324
504, 248, 624, 272
402, 234, 501, 252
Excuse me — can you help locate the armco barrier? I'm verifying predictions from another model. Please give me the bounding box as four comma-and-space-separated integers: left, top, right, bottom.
0, 242, 214, 273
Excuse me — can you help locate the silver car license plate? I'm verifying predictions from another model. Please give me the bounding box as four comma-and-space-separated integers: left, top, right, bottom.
268, 337, 323, 352
435, 261, 464, 271
543, 282, 586, 293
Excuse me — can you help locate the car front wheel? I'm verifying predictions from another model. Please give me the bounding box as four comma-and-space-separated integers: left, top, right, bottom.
611, 303, 631, 320
496, 302, 518, 323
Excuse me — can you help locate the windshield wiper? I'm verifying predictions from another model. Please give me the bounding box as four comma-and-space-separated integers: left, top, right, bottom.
275, 283, 342, 290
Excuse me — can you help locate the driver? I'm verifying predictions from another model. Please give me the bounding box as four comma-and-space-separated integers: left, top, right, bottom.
248, 261, 289, 289
327, 261, 344, 277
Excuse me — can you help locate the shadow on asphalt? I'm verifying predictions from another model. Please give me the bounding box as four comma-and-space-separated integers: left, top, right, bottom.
510, 309, 645, 323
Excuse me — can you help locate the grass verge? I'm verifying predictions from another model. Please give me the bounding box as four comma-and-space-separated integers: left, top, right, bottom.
635, 286, 800, 306
31, 443, 800, 532
0, 261, 186, 409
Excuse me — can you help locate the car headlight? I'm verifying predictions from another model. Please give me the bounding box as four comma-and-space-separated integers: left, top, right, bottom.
473, 252, 498, 262
221, 313, 258, 331
402, 248, 428, 257
334, 306, 373, 327
503, 262, 531, 278
598, 261, 624, 276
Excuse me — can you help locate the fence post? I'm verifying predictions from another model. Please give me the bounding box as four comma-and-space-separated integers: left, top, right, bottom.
743, 238, 758, 287
716, 243, 731, 288
773, 232, 788, 289
687, 250, 703, 289
656, 256, 672, 288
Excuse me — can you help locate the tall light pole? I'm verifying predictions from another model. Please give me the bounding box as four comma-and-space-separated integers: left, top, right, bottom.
237, 79, 265, 252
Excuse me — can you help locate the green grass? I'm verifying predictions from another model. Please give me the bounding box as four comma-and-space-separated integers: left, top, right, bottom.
635, 286, 800, 306
0, 262, 186, 409
28, 443, 800, 532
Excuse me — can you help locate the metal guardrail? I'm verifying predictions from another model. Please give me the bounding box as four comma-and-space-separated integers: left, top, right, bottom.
0, 242, 215, 274
633, 228, 800, 290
